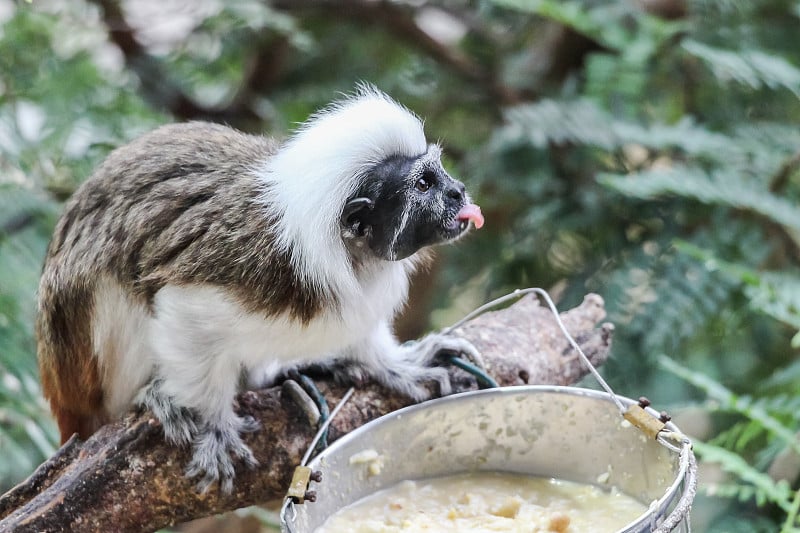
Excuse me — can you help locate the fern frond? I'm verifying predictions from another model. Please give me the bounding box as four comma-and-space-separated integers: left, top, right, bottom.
704, 482, 765, 506
682, 40, 800, 97
673, 242, 800, 343
500, 99, 619, 150
714, 419, 776, 455
599, 166, 800, 232
745, 272, 800, 346
782, 488, 800, 533
695, 440, 794, 511
660, 356, 800, 456
751, 394, 800, 421
734, 123, 800, 158
764, 360, 800, 391
499, 99, 756, 168
712, 422, 759, 454
600, 240, 737, 357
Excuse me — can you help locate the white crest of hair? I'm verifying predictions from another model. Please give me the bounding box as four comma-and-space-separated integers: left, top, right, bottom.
257, 85, 427, 295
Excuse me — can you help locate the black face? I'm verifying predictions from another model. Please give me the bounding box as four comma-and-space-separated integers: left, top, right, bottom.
341, 146, 471, 261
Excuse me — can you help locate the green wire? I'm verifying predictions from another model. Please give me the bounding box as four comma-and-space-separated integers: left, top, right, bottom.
290, 370, 331, 451
448, 355, 499, 389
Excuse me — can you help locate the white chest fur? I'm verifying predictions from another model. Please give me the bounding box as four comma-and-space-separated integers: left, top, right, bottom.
159, 262, 409, 366
94, 260, 412, 417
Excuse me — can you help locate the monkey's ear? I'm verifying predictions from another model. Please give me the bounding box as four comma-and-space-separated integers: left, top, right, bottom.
341, 197, 374, 237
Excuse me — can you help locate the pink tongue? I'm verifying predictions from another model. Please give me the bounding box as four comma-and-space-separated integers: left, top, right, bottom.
456, 203, 484, 229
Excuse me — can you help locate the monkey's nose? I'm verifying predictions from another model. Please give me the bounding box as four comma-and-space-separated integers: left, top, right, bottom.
446, 182, 466, 201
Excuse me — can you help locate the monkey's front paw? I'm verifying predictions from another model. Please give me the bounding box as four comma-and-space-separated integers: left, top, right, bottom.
330, 357, 450, 401
373, 360, 453, 402
403, 333, 484, 370
387, 333, 484, 400
395, 365, 452, 401
186, 417, 259, 494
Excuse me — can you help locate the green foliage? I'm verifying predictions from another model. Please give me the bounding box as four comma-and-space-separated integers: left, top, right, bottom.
600, 167, 800, 232
477, 0, 800, 528
675, 241, 800, 345
749, 272, 800, 348
0, 0, 798, 529
0, 2, 162, 491
0, 188, 60, 489
682, 39, 800, 97
695, 442, 793, 511
661, 356, 800, 530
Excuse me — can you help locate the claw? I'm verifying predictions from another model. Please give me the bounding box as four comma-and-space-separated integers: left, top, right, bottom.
239, 415, 260, 434
220, 476, 234, 496
406, 332, 484, 369
193, 471, 217, 494
234, 443, 259, 468
434, 335, 484, 369
449, 340, 485, 370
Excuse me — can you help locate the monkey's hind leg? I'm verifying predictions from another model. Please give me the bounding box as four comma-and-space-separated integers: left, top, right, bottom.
147, 285, 262, 493
185, 410, 260, 494
139, 378, 198, 446
141, 373, 260, 494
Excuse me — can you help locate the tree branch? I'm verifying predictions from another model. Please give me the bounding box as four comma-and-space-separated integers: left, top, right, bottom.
0, 293, 612, 532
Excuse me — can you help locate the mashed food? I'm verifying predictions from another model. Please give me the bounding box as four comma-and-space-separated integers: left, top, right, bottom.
316, 472, 646, 533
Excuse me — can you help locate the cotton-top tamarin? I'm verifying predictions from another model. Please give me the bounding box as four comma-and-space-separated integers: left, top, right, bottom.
36, 86, 484, 493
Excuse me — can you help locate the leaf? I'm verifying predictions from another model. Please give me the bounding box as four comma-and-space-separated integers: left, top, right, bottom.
499, 99, 619, 150
491, 0, 682, 51
499, 98, 746, 164
660, 356, 800, 456
744, 272, 800, 339
599, 166, 800, 232
695, 440, 794, 511
683, 40, 800, 97
672, 242, 800, 339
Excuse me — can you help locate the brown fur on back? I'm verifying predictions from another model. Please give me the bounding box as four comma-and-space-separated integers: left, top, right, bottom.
36, 122, 332, 441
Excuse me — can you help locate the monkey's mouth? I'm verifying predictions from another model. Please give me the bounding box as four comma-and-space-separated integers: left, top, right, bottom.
442, 203, 484, 239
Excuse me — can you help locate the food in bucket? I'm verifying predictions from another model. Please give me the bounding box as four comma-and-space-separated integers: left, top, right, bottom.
315, 471, 646, 532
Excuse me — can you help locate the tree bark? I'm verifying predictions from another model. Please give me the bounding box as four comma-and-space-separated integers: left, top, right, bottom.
0, 293, 613, 533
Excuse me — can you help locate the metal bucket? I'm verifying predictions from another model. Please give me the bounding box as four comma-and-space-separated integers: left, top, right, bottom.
284, 386, 695, 532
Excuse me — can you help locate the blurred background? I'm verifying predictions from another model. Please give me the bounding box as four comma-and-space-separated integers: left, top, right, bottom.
1, 0, 799, 531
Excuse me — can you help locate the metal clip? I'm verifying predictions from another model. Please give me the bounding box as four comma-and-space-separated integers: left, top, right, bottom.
286, 465, 321, 504
623, 397, 667, 440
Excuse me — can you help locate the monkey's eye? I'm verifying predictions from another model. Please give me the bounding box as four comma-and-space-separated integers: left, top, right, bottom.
415, 176, 432, 192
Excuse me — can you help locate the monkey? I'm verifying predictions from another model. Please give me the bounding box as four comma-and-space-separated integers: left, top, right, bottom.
36, 86, 485, 493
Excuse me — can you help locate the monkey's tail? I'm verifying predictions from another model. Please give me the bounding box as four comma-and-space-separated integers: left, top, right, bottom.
50, 405, 107, 444
36, 284, 107, 443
